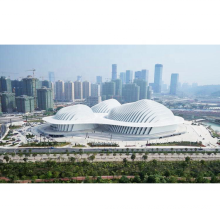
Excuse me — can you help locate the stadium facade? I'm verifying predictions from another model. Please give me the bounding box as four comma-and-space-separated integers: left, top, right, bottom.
43, 99, 184, 136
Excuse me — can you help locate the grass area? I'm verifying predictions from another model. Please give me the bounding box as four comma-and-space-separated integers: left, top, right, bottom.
88, 142, 119, 147
9, 125, 22, 130
20, 142, 70, 148
148, 141, 203, 147
72, 145, 86, 148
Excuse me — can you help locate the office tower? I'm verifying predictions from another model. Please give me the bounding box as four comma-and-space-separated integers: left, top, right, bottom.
102, 81, 115, 99
91, 84, 100, 97
64, 81, 74, 102
0, 76, 12, 92
134, 79, 148, 100
170, 73, 179, 95
42, 80, 52, 88
55, 80, 64, 101
86, 96, 101, 107
126, 70, 133, 84
83, 81, 91, 99
122, 83, 140, 103
11, 80, 23, 96
77, 76, 82, 82
74, 81, 83, 99
112, 79, 122, 96
48, 72, 55, 83
96, 76, 102, 84
120, 72, 126, 84
16, 95, 35, 113
141, 69, 149, 83
37, 87, 54, 110
134, 71, 142, 80
0, 92, 16, 113
22, 75, 40, 108
154, 64, 163, 93
147, 86, 153, 99
112, 64, 117, 80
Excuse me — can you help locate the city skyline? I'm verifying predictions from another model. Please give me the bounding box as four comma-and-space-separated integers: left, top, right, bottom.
0, 45, 220, 85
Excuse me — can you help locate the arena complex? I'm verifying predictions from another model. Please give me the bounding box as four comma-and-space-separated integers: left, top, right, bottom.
43, 99, 184, 136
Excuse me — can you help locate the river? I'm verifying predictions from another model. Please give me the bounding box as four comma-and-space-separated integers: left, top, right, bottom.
202, 122, 220, 132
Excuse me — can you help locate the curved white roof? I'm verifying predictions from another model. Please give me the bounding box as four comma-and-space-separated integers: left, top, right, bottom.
91, 99, 121, 113
54, 104, 94, 121
43, 100, 184, 127
108, 99, 175, 124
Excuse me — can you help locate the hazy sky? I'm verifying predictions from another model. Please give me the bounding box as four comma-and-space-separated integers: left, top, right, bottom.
0, 45, 219, 85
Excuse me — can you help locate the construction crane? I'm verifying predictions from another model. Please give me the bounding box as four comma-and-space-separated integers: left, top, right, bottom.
26, 69, 36, 77
1, 71, 19, 78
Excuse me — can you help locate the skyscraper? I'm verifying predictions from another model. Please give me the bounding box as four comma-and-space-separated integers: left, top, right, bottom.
16, 95, 35, 113
91, 84, 100, 97
133, 79, 148, 100
96, 76, 102, 84
77, 76, 82, 82
74, 81, 83, 99
48, 72, 55, 83
120, 72, 126, 84
112, 64, 117, 80
83, 81, 91, 99
112, 79, 122, 96
170, 73, 179, 95
102, 81, 115, 100
0, 92, 16, 113
154, 64, 163, 93
122, 83, 140, 103
42, 80, 52, 88
141, 69, 149, 83
126, 70, 133, 84
22, 75, 40, 108
147, 86, 153, 99
55, 80, 64, 101
0, 76, 12, 93
11, 80, 23, 96
64, 81, 74, 102
37, 87, 54, 110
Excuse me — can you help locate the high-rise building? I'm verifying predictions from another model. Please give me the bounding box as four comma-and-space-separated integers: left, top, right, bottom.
126, 70, 133, 84
0, 92, 16, 113
91, 84, 100, 97
77, 76, 82, 82
102, 82, 115, 99
37, 87, 54, 110
55, 80, 64, 101
112, 79, 122, 96
154, 64, 163, 93
170, 73, 179, 95
42, 80, 52, 88
122, 83, 140, 103
86, 96, 101, 107
147, 86, 153, 99
64, 81, 74, 102
0, 76, 12, 93
141, 69, 149, 83
112, 64, 117, 80
83, 81, 91, 99
74, 81, 83, 99
48, 72, 55, 83
11, 80, 23, 96
16, 95, 35, 113
22, 75, 40, 108
120, 72, 126, 84
134, 79, 148, 100
96, 76, 102, 84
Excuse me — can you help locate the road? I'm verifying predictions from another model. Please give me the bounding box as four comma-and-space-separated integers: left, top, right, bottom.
1, 152, 220, 163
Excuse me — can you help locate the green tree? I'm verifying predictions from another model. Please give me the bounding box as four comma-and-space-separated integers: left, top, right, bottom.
142, 155, 148, 161
23, 158, 28, 163
88, 155, 95, 162
185, 156, 191, 164
131, 153, 136, 162
3, 155, 10, 163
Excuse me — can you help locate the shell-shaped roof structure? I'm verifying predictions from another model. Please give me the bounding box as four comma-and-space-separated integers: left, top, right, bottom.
54, 104, 94, 121
91, 99, 121, 113
107, 99, 175, 124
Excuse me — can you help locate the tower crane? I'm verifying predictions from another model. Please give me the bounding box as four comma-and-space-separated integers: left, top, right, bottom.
26, 69, 36, 77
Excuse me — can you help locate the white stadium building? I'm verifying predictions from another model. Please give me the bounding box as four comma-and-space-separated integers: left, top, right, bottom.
43, 99, 184, 136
